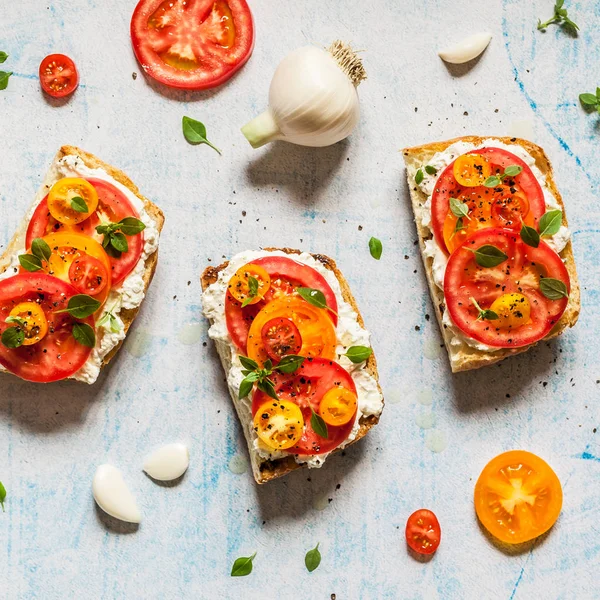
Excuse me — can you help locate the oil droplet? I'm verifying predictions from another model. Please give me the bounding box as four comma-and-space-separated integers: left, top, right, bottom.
228, 454, 248, 475
313, 493, 330, 511
386, 387, 403, 405
417, 388, 433, 406
177, 322, 203, 345
415, 411, 436, 430
423, 338, 442, 360
425, 430, 448, 453
126, 329, 153, 358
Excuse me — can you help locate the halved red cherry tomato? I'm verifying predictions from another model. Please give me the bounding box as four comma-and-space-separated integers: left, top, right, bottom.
26, 178, 145, 285
406, 509, 441, 555
69, 254, 109, 296
225, 256, 338, 352
432, 147, 546, 254
39, 54, 79, 98
475, 450, 562, 544
252, 358, 358, 456
130, 0, 255, 90
444, 228, 570, 348
0, 274, 94, 382
260, 317, 302, 362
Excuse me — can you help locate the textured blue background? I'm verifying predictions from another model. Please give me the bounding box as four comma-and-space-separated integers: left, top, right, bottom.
1, 1, 599, 598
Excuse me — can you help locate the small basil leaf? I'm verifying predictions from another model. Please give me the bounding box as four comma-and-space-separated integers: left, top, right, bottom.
276, 355, 305, 374
297, 287, 328, 310
258, 378, 278, 400
118, 217, 146, 236
1, 327, 24, 349
415, 169, 424, 185
0, 52, 7, 64
468, 244, 508, 268
538, 210, 563, 237
344, 345, 373, 363
230, 552, 256, 577
0, 480, 6, 512
453, 217, 465, 235
95, 224, 110, 235
580, 93, 599, 106
70, 196, 88, 213
0, 71, 12, 91
369, 237, 383, 260
104, 242, 122, 259
31, 238, 52, 262
18, 254, 42, 272
59, 294, 101, 319
72, 322, 96, 348
478, 309, 499, 321
96, 313, 111, 328
238, 377, 254, 399
109, 315, 122, 333
483, 175, 501, 187
310, 409, 328, 439
540, 277, 569, 300
305, 544, 322, 572
5, 316, 26, 327
520, 224, 540, 248
504, 165, 523, 177
110, 232, 129, 253
424, 165, 437, 176
239, 355, 259, 371
241, 275, 259, 308
182, 116, 222, 154
263, 358, 273, 372
449, 198, 469, 219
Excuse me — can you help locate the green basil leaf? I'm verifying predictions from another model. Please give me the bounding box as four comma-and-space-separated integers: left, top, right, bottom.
538, 210, 563, 237
241, 275, 259, 308
96, 313, 111, 328
118, 217, 146, 236
0, 52, 7, 64
70, 196, 88, 213
59, 294, 101, 319
483, 175, 501, 188
182, 116, 221, 154
95, 224, 110, 235
0, 480, 6, 512
18, 254, 42, 272
310, 409, 328, 439
239, 355, 259, 371
263, 359, 273, 371
258, 378, 278, 400
31, 238, 52, 262
454, 217, 465, 234
1, 327, 24, 349
520, 224, 540, 248
109, 314, 122, 333
540, 277, 569, 300
449, 197, 469, 219
504, 165, 523, 177
72, 322, 96, 348
297, 287, 328, 310
468, 244, 508, 268
580, 93, 599, 106
596, 87, 600, 100
238, 377, 255, 399
415, 169, 424, 185
276, 355, 305, 374
5, 316, 26, 327
0, 71, 12, 91
231, 552, 256, 577
424, 165, 437, 176
104, 241, 122, 258
479, 309, 499, 321
305, 543, 321, 572
369, 237, 383, 260
344, 345, 373, 363
110, 232, 129, 253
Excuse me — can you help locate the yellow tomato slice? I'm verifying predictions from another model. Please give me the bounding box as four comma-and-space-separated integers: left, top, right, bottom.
253, 399, 304, 450
453, 154, 492, 187
474, 450, 563, 544
47, 178, 99, 225
228, 264, 271, 306
8, 301, 48, 346
490, 293, 531, 330
246, 297, 336, 365
318, 387, 358, 426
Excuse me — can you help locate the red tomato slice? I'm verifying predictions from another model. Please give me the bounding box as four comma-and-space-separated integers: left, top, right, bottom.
260, 317, 302, 362
431, 147, 547, 254
225, 256, 338, 352
251, 358, 357, 456
69, 254, 109, 296
130, 0, 254, 90
0, 274, 94, 382
39, 54, 79, 98
444, 228, 570, 348
405, 509, 441, 555
26, 178, 145, 285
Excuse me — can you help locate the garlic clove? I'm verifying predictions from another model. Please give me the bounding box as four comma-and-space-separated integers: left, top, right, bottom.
92, 464, 141, 523
143, 443, 189, 481
438, 32, 492, 65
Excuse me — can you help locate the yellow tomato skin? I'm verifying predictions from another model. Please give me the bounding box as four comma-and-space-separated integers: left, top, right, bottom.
490, 293, 531, 330
8, 301, 49, 346
47, 178, 99, 225
228, 264, 271, 306
318, 387, 358, 426
253, 400, 304, 450
453, 155, 492, 187
474, 450, 563, 544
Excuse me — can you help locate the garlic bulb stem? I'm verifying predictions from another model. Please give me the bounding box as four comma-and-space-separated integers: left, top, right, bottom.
241, 109, 280, 149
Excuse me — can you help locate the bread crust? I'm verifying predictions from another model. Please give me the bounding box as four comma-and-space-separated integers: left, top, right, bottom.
402, 136, 580, 372
0, 146, 165, 381
201, 248, 383, 484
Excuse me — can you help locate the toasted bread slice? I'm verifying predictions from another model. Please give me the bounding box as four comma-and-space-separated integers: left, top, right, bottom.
0, 146, 165, 381
201, 248, 383, 484
403, 136, 580, 373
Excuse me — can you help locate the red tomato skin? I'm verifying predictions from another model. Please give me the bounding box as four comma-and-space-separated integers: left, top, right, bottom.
39, 54, 79, 98
0, 274, 93, 382
405, 509, 441, 555
431, 147, 547, 254
130, 0, 255, 90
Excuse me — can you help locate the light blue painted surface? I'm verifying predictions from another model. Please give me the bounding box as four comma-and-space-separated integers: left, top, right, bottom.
1, 1, 599, 598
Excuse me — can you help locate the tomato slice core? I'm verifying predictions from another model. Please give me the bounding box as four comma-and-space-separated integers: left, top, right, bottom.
39, 54, 79, 98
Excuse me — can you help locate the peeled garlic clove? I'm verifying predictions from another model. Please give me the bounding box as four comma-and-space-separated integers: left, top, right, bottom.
143, 443, 189, 481
438, 32, 492, 65
92, 464, 141, 524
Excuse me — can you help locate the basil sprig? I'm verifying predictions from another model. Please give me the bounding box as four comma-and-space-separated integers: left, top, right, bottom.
538, 0, 579, 33
344, 345, 373, 363
305, 543, 322, 572
520, 210, 563, 248
297, 287, 338, 316
241, 275, 259, 308
19, 237, 52, 272
466, 244, 508, 268
238, 354, 305, 399
0, 481, 6, 512
471, 297, 499, 322
182, 116, 221, 155
96, 217, 145, 257
369, 237, 383, 260
72, 322, 96, 347
54, 294, 101, 319
484, 165, 523, 188
310, 408, 328, 439
96, 305, 122, 333
540, 277, 569, 300
70, 196, 88, 213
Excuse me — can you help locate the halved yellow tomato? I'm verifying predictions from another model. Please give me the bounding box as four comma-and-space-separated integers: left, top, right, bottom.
246, 297, 336, 365
318, 387, 358, 426
453, 154, 492, 187
228, 264, 270, 306
489, 293, 531, 330
474, 450, 563, 544
253, 399, 304, 450
47, 178, 99, 225
8, 301, 48, 346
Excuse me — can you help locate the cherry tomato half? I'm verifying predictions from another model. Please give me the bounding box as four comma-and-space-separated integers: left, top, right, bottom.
8, 301, 49, 346
253, 399, 304, 450
39, 54, 79, 98
228, 263, 270, 306
47, 178, 99, 225
260, 317, 302, 362
406, 509, 441, 555
68, 254, 109, 296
